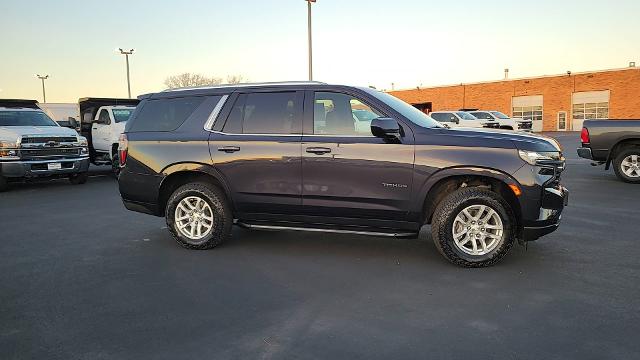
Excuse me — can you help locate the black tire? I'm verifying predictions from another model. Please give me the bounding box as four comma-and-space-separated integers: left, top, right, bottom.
0, 176, 8, 192
69, 172, 88, 185
165, 182, 232, 250
111, 152, 120, 178
431, 187, 515, 268
612, 148, 640, 183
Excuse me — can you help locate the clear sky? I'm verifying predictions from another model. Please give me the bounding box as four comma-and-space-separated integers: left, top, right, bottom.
1, 0, 639, 102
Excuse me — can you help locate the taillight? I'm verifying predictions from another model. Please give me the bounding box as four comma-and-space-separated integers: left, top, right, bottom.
118, 133, 128, 167
580, 127, 590, 144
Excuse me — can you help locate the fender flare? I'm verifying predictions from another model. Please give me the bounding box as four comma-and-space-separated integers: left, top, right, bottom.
158, 162, 235, 211
414, 166, 521, 215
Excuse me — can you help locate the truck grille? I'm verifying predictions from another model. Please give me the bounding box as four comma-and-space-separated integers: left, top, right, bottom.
518, 122, 533, 130
21, 136, 77, 144
20, 148, 81, 160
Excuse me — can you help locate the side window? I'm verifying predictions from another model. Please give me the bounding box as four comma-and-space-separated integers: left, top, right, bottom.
223, 92, 300, 134
472, 112, 491, 120
314, 92, 382, 135
129, 96, 205, 132
431, 113, 451, 122
97, 109, 111, 125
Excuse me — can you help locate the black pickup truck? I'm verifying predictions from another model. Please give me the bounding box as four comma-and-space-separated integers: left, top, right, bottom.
577, 119, 640, 183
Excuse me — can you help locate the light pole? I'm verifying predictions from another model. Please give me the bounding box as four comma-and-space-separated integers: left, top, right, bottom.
306, 0, 316, 81
118, 48, 134, 98
35, 74, 49, 103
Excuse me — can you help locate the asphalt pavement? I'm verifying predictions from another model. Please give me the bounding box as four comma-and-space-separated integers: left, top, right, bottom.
1, 133, 639, 359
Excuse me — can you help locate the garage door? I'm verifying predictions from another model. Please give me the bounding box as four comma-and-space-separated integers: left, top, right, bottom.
572, 90, 609, 130
512, 95, 543, 132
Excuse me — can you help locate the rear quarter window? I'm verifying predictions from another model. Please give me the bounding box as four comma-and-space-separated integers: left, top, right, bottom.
128, 96, 206, 132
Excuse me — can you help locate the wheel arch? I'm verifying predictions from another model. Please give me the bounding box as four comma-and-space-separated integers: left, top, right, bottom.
605, 137, 640, 169
158, 163, 234, 217
420, 167, 522, 232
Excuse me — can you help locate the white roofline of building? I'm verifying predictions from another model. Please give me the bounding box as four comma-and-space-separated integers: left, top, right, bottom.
393, 66, 639, 92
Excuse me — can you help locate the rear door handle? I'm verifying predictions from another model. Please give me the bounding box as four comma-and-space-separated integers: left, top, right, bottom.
218, 146, 241, 153
306, 147, 331, 155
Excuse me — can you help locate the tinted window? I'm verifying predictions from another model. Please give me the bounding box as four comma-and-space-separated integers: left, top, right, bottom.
98, 109, 111, 125
113, 108, 134, 123
430, 113, 444, 121
471, 112, 492, 120
129, 96, 205, 132
0, 110, 58, 127
314, 92, 382, 135
223, 92, 300, 134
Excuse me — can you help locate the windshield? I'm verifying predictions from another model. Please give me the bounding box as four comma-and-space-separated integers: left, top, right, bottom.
0, 110, 58, 127
112, 108, 134, 123
491, 111, 510, 119
363, 89, 442, 128
456, 112, 477, 120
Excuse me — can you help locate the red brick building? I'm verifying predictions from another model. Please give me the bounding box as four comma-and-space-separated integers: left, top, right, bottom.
389, 66, 640, 132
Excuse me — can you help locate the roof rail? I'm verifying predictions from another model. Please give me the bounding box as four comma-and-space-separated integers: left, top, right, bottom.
163, 81, 327, 93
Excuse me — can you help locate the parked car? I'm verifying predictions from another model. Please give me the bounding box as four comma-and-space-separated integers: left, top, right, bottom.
118, 82, 568, 268
430, 111, 500, 129
469, 110, 533, 132
78, 98, 139, 173
0, 100, 90, 191
577, 119, 640, 183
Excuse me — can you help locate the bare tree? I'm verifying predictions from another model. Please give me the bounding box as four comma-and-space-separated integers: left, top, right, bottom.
226, 75, 245, 84
164, 73, 222, 89
164, 73, 248, 89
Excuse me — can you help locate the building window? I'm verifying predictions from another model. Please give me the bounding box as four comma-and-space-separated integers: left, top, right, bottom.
572, 102, 609, 121
512, 106, 543, 121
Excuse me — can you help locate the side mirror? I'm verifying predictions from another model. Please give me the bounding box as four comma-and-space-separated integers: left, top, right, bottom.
371, 118, 401, 140
68, 117, 78, 129
451, 117, 459, 124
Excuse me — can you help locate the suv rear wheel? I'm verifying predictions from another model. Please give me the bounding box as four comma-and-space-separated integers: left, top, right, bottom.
165, 182, 232, 249
613, 148, 640, 183
431, 187, 515, 267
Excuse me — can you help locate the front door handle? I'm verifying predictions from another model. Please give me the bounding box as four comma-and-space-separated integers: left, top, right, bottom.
306, 147, 331, 155
218, 146, 241, 153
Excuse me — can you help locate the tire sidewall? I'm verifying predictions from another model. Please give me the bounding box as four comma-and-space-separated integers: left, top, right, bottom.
614, 149, 640, 183
433, 189, 515, 266
166, 183, 231, 249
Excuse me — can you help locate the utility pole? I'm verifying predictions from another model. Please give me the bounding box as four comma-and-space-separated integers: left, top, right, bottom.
35, 74, 49, 103
306, 0, 316, 81
118, 48, 135, 98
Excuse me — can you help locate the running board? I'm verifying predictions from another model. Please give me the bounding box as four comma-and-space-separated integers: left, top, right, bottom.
236, 222, 417, 238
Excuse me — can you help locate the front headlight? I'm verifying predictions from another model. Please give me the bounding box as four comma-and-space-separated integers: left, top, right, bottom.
77, 136, 88, 147
0, 140, 19, 149
518, 150, 558, 165
0, 139, 20, 160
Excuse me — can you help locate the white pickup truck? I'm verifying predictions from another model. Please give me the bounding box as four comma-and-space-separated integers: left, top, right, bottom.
78, 98, 139, 173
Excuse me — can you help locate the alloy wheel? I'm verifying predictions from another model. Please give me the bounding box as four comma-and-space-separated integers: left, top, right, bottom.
452, 204, 504, 256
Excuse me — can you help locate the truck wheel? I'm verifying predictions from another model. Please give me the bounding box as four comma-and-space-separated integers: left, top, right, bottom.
69, 172, 88, 185
111, 152, 120, 177
431, 187, 515, 267
613, 148, 640, 183
165, 182, 232, 250
0, 176, 8, 192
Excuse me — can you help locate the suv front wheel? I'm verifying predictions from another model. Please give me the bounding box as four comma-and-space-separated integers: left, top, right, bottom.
431, 187, 515, 267
166, 182, 233, 249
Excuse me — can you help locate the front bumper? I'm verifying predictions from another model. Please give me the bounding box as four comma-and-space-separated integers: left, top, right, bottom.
576, 147, 593, 160
0, 157, 90, 179
522, 186, 569, 241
